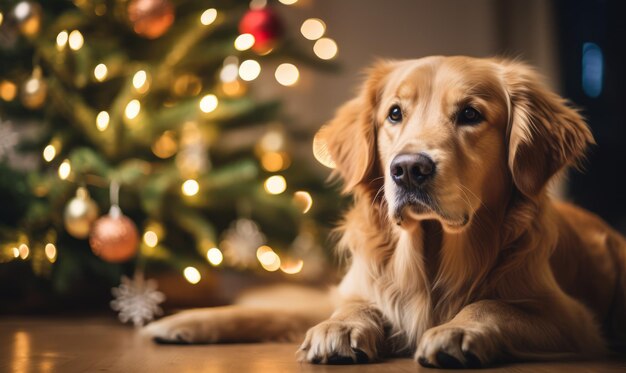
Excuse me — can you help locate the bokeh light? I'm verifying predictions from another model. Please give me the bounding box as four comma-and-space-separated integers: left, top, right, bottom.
313, 37, 338, 60
206, 247, 223, 266
300, 18, 325, 40
238, 60, 261, 81
274, 63, 299, 86
264, 175, 287, 195
199, 94, 218, 113
183, 266, 201, 284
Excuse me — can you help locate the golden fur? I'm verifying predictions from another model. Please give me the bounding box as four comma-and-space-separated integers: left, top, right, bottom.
145, 56, 626, 368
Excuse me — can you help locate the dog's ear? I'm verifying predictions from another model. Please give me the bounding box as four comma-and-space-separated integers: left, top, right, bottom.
313, 61, 395, 193
501, 61, 594, 197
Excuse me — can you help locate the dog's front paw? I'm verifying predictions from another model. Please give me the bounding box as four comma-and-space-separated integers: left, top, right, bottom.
143, 310, 218, 344
416, 324, 497, 369
297, 320, 380, 364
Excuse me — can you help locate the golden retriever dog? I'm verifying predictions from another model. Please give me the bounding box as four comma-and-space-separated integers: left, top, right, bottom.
145, 56, 626, 368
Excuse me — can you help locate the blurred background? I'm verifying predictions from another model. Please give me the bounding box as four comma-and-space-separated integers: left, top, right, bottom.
0, 0, 623, 325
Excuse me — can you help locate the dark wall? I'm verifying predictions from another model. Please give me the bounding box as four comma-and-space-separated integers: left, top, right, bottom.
555, 0, 626, 232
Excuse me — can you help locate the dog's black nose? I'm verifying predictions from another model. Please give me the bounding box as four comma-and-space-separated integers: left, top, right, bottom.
390, 153, 436, 188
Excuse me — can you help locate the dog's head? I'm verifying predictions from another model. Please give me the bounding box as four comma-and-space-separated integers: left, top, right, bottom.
316, 56, 593, 232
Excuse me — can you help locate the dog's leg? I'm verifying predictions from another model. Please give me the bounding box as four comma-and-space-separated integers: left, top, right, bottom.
415, 298, 606, 369
144, 305, 324, 344
297, 302, 385, 364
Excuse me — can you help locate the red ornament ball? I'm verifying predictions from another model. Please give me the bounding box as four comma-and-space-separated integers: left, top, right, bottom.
239, 8, 284, 53
89, 207, 139, 263
127, 0, 175, 39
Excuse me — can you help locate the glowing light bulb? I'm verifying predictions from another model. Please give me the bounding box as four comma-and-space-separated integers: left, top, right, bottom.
238, 60, 261, 81
143, 230, 158, 248
0, 12, 3, 27
12, 247, 19, 258
293, 191, 313, 213
200, 8, 217, 25
261, 152, 287, 172
43, 144, 56, 162
300, 18, 325, 40
199, 94, 218, 113
274, 63, 299, 86
0, 80, 17, 101
259, 251, 281, 271
68, 30, 84, 51
313, 37, 338, 60
96, 111, 109, 131
234, 33, 255, 51
183, 266, 201, 284
206, 247, 223, 266
279, 0, 298, 5
45, 243, 57, 263
18, 244, 29, 259
220, 63, 239, 83
264, 175, 287, 195
125, 99, 141, 120
280, 259, 304, 274
56, 30, 68, 50
182, 179, 200, 196
133, 70, 149, 93
94, 63, 108, 81
58, 159, 71, 180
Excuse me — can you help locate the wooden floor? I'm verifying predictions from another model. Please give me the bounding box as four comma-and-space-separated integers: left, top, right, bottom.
1, 318, 625, 373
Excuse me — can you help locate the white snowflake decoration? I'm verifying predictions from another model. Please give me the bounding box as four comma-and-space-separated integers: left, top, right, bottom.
221, 218, 266, 268
111, 272, 165, 327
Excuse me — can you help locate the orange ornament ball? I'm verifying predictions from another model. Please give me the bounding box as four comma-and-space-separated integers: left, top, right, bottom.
127, 0, 175, 39
89, 206, 139, 263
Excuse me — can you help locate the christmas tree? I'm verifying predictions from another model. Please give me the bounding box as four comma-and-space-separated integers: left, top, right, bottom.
0, 0, 341, 314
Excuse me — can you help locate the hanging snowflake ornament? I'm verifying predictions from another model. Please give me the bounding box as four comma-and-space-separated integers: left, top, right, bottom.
220, 218, 266, 268
111, 272, 165, 327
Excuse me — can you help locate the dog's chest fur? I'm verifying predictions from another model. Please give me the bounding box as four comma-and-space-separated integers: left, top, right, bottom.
339, 210, 469, 352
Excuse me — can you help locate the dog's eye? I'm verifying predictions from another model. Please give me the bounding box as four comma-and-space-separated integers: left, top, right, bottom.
456, 107, 482, 125
387, 105, 403, 124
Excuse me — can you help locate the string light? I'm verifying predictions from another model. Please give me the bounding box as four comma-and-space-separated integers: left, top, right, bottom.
18, 244, 29, 259
238, 60, 261, 81
220, 63, 239, 83
12, 247, 19, 258
43, 144, 56, 162
278, 0, 298, 5
143, 231, 158, 248
280, 259, 304, 274
260, 131, 284, 152
261, 151, 289, 172
300, 18, 325, 40
274, 63, 299, 86
56, 30, 68, 50
234, 34, 255, 51
58, 159, 71, 180
206, 247, 223, 266
200, 8, 217, 26
0, 80, 17, 101
293, 191, 313, 213
183, 266, 201, 284
313, 37, 338, 60
264, 175, 287, 195
96, 111, 109, 131
132, 70, 149, 93
93, 63, 108, 81
152, 131, 178, 158
181, 179, 200, 196
68, 30, 84, 51
45, 243, 57, 263
199, 94, 218, 113
0, 12, 3, 27
125, 99, 141, 120
259, 250, 281, 271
